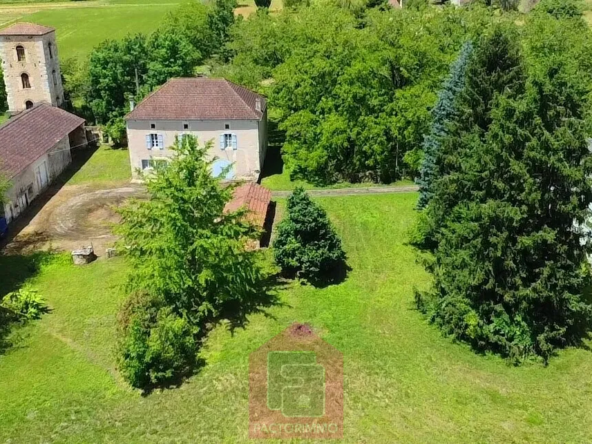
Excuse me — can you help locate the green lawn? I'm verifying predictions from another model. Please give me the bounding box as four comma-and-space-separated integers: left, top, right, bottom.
67, 145, 131, 185
1, 193, 592, 442
0, 0, 183, 59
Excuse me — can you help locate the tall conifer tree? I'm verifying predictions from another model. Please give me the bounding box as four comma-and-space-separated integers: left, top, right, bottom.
417, 41, 473, 209
414, 26, 592, 362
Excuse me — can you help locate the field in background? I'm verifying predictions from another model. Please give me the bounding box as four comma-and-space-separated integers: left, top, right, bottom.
1, 194, 592, 442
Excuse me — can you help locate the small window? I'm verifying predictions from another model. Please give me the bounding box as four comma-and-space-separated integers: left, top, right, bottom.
224, 123, 230, 130
52, 70, 57, 86
183, 123, 189, 130
25, 100, 33, 109
150, 123, 156, 129
21, 73, 30, 89
16, 46, 25, 62
48, 42, 53, 59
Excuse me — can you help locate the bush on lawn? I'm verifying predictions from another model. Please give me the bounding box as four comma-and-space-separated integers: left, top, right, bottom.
274, 187, 347, 285
117, 291, 197, 389
1, 288, 48, 321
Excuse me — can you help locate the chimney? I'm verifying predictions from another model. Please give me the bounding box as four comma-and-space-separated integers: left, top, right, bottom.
255, 98, 262, 112
129, 99, 135, 111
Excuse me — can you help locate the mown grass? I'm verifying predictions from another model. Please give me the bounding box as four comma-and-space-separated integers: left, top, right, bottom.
67, 145, 131, 185
0, 0, 182, 59
1, 193, 592, 442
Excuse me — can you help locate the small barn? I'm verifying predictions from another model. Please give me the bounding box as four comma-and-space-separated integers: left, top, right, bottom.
225, 183, 273, 248
0, 103, 86, 224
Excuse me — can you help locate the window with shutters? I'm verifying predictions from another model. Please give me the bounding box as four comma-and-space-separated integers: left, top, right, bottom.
223, 133, 233, 149
220, 134, 237, 150
146, 133, 164, 150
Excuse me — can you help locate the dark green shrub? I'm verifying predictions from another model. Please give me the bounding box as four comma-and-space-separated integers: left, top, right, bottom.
274, 187, 346, 285
1, 288, 48, 321
535, 0, 584, 19
255, 0, 272, 8
283, 0, 310, 9
117, 292, 197, 389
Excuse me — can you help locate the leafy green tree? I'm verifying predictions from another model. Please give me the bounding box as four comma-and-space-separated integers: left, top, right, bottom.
417, 41, 473, 209
414, 26, 592, 362
274, 187, 346, 285
162, 1, 216, 59
86, 35, 148, 125
117, 136, 268, 327
145, 30, 200, 88
0, 69, 7, 115
535, 0, 584, 19
0, 173, 8, 206
117, 292, 197, 388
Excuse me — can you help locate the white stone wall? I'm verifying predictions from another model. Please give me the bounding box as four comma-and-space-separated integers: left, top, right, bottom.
126, 119, 265, 181
2, 135, 71, 223
0, 31, 65, 114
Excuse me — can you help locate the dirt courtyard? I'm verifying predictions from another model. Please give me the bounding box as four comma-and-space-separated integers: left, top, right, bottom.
1, 183, 145, 256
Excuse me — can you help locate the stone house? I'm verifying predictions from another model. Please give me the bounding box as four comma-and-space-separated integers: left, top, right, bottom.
0, 103, 86, 223
0, 23, 65, 114
125, 78, 268, 182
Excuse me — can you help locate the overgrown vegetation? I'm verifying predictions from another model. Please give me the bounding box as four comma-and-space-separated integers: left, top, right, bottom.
274, 187, 347, 285
115, 136, 272, 388
413, 17, 592, 363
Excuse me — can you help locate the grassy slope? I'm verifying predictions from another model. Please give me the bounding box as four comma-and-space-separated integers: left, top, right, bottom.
1, 194, 592, 442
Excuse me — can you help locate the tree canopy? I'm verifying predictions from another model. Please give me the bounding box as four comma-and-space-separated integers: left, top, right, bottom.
413, 23, 592, 363
116, 135, 272, 387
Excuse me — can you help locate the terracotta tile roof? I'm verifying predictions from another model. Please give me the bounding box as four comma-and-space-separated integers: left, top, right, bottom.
126, 78, 267, 121
0, 104, 85, 179
225, 183, 271, 228
0, 22, 55, 36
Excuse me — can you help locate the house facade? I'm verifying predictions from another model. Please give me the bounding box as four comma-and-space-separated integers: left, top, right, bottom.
125, 78, 267, 182
0, 23, 65, 115
0, 104, 86, 223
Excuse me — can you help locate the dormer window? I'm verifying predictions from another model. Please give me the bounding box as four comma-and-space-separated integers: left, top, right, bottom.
16, 46, 25, 62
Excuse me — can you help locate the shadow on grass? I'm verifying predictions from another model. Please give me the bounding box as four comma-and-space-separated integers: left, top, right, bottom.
140, 268, 288, 395
0, 251, 55, 355
280, 258, 351, 289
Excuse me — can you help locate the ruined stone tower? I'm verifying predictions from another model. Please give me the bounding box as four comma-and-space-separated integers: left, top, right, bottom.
0, 22, 65, 115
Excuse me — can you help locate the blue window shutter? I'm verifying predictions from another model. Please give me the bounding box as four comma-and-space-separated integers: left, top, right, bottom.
220, 134, 225, 150
232, 134, 238, 150
145, 134, 152, 150
158, 134, 164, 150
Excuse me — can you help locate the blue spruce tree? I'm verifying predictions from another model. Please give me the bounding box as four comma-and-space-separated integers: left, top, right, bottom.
416, 41, 473, 209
